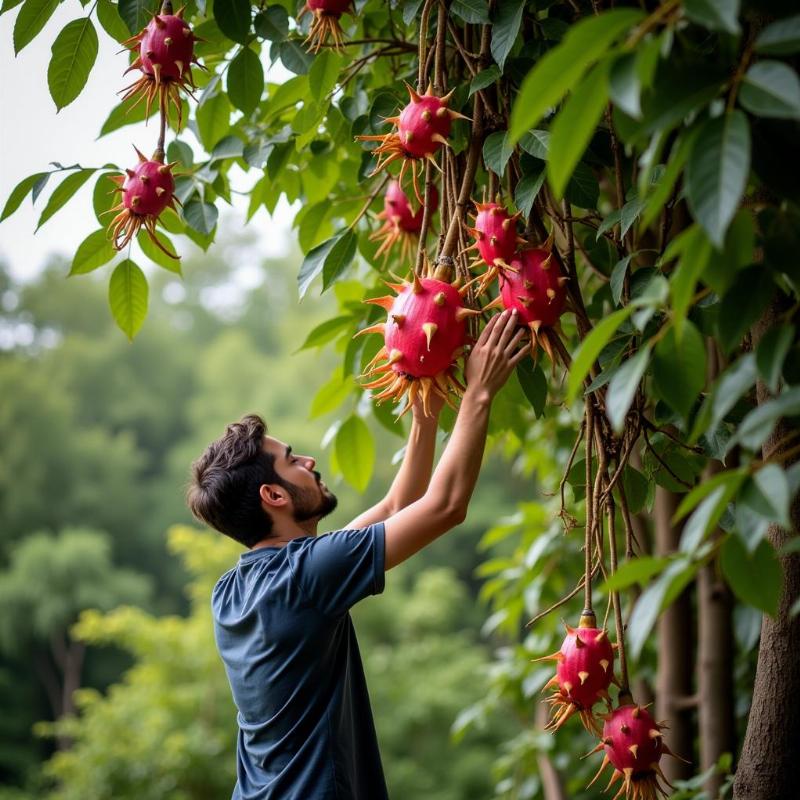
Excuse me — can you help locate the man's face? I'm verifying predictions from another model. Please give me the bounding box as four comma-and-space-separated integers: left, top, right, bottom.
262, 436, 338, 523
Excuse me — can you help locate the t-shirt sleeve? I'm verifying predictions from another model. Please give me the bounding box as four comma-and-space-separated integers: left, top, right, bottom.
291, 523, 386, 617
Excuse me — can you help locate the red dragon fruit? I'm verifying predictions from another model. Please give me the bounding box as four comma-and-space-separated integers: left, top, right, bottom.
107, 146, 179, 258
534, 619, 615, 735
355, 265, 480, 417
587, 703, 679, 800
370, 180, 439, 261
465, 200, 522, 292
300, 0, 353, 52
357, 84, 468, 202
497, 246, 568, 363
120, 2, 201, 123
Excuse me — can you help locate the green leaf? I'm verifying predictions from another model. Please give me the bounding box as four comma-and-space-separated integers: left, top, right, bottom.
564, 162, 600, 209
519, 130, 550, 159
36, 168, 95, 230
685, 111, 751, 248
276, 39, 313, 75
183, 199, 218, 235
452, 0, 489, 24
196, 91, 232, 151
298, 235, 339, 299
482, 131, 514, 176
756, 325, 794, 394
740, 61, 800, 120
606, 345, 651, 433
652, 322, 706, 420
309, 49, 342, 102
469, 66, 500, 96
741, 463, 791, 530
733, 386, 800, 452
683, 0, 741, 35
96, 0, 130, 42
69, 229, 116, 275
490, 0, 525, 72
108, 259, 148, 340
721, 536, 782, 616
213, 0, 250, 44
13, 0, 58, 54
755, 14, 800, 56
297, 316, 353, 351
227, 47, 264, 115
509, 9, 644, 143
0, 171, 47, 221
548, 61, 610, 199
680, 475, 743, 553
297, 200, 334, 252
47, 17, 99, 110
310, 370, 353, 418
705, 353, 757, 436
254, 5, 289, 41
514, 166, 546, 217
703, 209, 754, 294
628, 559, 698, 660
600, 556, 670, 592
515, 360, 547, 417
567, 307, 634, 402
100, 95, 158, 135
137, 231, 181, 273
621, 464, 650, 514
610, 256, 631, 305
117, 0, 150, 35
335, 415, 375, 492
321, 230, 358, 292
667, 225, 712, 335
717, 266, 774, 354
609, 52, 641, 119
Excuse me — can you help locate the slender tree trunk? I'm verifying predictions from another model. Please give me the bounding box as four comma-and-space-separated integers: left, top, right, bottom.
654, 487, 695, 780
734, 298, 800, 800
61, 640, 85, 718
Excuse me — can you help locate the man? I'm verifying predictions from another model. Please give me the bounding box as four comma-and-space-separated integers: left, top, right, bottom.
187, 309, 527, 799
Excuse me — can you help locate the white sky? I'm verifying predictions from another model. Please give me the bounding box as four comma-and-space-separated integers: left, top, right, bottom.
0, 3, 296, 283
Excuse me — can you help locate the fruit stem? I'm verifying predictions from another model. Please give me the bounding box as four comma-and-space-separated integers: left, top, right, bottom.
607, 496, 630, 694
584, 395, 594, 614
161, 1, 173, 14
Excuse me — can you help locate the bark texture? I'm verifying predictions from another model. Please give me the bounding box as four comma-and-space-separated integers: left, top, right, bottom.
733, 298, 800, 800
654, 487, 695, 781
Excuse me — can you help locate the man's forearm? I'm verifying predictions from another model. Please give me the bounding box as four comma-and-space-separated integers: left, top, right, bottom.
426, 387, 491, 517
384, 414, 438, 512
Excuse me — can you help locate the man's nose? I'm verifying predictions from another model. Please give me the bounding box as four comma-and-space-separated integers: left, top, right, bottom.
300, 455, 315, 470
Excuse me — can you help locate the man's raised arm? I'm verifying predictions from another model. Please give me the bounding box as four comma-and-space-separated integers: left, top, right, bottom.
346, 394, 442, 529
382, 309, 527, 569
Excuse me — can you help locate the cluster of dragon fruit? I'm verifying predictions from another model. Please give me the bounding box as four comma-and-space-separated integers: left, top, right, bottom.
101, 6, 680, 794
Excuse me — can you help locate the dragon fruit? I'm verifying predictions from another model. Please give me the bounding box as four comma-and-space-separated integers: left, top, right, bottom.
301, 0, 353, 52
370, 180, 439, 261
355, 264, 480, 416
107, 146, 179, 258
465, 200, 523, 292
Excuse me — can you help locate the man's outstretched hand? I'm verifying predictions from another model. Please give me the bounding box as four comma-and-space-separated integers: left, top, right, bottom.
464, 309, 529, 400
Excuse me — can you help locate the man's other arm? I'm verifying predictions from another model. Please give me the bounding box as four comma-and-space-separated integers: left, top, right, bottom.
383, 309, 527, 569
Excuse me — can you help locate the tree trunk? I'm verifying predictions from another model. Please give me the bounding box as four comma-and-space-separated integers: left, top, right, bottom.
697, 348, 737, 798
733, 298, 800, 800
654, 487, 695, 780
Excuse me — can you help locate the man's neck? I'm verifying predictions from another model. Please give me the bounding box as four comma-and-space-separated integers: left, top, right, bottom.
251, 518, 319, 550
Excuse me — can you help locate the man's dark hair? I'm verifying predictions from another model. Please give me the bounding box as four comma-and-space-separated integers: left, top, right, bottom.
187, 414, 280, 547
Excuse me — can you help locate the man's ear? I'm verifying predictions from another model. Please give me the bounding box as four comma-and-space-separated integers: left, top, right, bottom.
259, 483, 289, 510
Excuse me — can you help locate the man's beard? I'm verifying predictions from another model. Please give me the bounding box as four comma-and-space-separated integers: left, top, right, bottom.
284, 473, 338, 523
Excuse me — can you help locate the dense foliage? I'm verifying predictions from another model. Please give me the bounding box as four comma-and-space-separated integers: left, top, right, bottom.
2, 0, 800, 798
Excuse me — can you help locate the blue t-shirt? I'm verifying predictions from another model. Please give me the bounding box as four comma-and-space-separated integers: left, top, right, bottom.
211, 523, 388, 800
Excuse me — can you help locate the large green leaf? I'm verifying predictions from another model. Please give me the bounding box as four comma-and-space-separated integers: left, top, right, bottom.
721, 536, 782, 616
733, 386, 800, 452
69, 229, 116, 276
254, 5, 289, 41
600, 555, 670, 592
684, 0, 740, 35
183, 199, 218, 235
227, 47, 265, 115
606, 345, 651, 433
509, 8, 643, 143
117, 0, 150, 35
137, 231, 181, 273
96, 0, 130, 43
335, 415, 375, 492
739, 61, 800, 120
321, 230, 358, 292
566, 307, 634, 402
213, 0, 250, 44
108, 259, 148, 340
47, 17, 99, 110
755, 14, 800, 55
482, 131, 514, 176
665, 224, 712, 335
685, 111, 751, 248
547, 61, 610, 199
452, 0, 490, 24
13, 0, 58, 54
36, 169, 95, 230
756, 325, 794, 393
309, 50, 343, 103
196, 91, 232, 151
298, 316, 354, 352
490, 0, 525, 72
298, 234, 339, 299
515, 360, 547, 418
651, 321, 706, 420
0, 171, 47, 221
